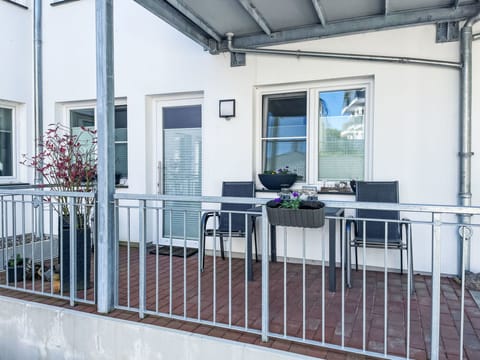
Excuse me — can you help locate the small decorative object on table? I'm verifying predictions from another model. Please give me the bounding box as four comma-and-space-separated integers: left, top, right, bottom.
266, 191, 325, 228
258, 166, 298, 190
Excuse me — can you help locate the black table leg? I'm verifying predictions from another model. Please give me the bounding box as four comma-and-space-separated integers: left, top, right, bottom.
329, 217, 336, 292
270, 224, 276, 263
247, 216, 253, 281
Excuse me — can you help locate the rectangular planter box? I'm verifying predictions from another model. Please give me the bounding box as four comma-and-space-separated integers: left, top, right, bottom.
0, 236, 59, 270
266, 206, 325, 228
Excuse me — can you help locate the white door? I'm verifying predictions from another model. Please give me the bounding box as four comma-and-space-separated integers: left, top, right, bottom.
155, 98, 202, 247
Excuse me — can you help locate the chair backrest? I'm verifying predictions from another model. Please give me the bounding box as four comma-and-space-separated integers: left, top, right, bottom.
356, 181, 401, 243
219, 181, 255, 233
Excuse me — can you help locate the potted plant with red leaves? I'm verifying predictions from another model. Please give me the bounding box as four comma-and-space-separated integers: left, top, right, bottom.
21, 123, 97, 290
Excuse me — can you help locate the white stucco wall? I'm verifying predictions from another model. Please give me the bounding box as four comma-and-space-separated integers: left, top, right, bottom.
0, 1, 33, 183
0, 296, 315, 360
2, 0, 479, 274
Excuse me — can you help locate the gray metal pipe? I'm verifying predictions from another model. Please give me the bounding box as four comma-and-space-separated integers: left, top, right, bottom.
33, 0, 43, 184
473, 33, 480, 41
225, 32, 462, 69
458, 12, 480, 275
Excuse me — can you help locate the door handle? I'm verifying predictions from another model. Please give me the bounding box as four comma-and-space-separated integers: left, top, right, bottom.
157, 161, 163, 194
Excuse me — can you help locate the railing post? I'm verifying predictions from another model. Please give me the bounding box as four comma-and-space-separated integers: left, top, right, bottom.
431, 212, 442, 360
139, 199, 147, 319
261, 204, 269, 342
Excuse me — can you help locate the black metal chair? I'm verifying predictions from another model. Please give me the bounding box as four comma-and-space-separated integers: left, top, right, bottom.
200, 181, 257, 271
348, 181, 414, 291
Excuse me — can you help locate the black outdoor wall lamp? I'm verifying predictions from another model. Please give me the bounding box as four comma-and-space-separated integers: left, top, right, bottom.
219, 99, 236, 119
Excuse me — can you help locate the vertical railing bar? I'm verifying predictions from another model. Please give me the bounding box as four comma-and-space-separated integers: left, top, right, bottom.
49, 202, 54, 294
93, 198, 97, 303
22, 196, 27, 289
139, 199, 146, 319
384, 221, 388, 356
69, 197, 76, 306
362, 220, 366, 351
460, 230, 467, 360
155, 208, 159, 314
114, 200, 119, 308
341, 218, 345, 347
197, 210, 201, 321
302, 227, 306, 340
169, 208, 173, 316
39, 195, 44, 293
59, 207, 63, 295
83, 209, 87, 300
406, 223, 411, 359
5, 197, 10, 286
12, 198, 17, 286
322, 220, 325, 343
283, 226, 287, 337
244, 211, 248, 330
431, 212, 442, 360
127, 207, 131, 308
212, 210, 217, 324
1, 196, 6, 286
261, 204, 269, 342
228, 212, 232, 327
183, 209, 187, 319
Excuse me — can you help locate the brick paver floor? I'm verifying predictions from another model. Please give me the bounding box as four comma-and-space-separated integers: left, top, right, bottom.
1, 245, 480, 359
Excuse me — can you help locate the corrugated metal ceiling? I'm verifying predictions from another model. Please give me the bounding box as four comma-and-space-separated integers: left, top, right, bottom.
134, 0, 480, 52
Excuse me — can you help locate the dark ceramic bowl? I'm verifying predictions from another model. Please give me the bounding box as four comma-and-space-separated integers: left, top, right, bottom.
258, 174, 297, 190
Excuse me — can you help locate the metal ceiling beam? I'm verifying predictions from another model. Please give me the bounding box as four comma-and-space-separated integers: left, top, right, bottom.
311, 0, 327, 26
134, 0, 215, 52
220, 4, 480, 49
237, 0, 272, 36
164, 0, 221, 42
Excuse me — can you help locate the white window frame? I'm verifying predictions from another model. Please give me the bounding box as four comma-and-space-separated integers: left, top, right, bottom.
0, 101, 17, 182
60, 98, 128, 183
255, 77, 374, 188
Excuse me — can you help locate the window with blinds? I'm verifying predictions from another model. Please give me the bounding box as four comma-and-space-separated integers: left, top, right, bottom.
0, 107, 13, 177
162, 105, 202, 241
260, 79, 370, 185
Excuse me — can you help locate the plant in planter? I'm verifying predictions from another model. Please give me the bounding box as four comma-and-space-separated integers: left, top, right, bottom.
21, 123, 97, 290
258, 166, 298, 190
6, 254, 31, 281
266, 192, 325, 228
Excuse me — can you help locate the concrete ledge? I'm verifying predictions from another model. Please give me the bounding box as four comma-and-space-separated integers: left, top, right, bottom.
0, 296, 320, 360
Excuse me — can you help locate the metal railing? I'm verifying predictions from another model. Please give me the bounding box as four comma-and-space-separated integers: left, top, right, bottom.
113, 192, 480, 360
2, 187, 480, 359
0, 187, 96, 305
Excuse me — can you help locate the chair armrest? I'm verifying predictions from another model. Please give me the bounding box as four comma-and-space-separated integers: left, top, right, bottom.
400, 217, 412, 239
345, 216, 357, 238
346, 217, 356, 235
201, 211, 220, 231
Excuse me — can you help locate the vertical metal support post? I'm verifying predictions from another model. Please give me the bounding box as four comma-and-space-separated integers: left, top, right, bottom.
96, 0, 116, 313
261, 204, 269, 342
33, 0, 43, 185
139, 200, 147, 319
431, 213, 442, 360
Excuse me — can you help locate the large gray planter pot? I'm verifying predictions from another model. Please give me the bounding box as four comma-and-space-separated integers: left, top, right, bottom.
266, 202, 326, 228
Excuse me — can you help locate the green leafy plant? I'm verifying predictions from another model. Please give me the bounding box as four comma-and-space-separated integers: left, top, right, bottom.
8, 254, 24, 268
263, 166, 295, 175
273, 192, 301, 209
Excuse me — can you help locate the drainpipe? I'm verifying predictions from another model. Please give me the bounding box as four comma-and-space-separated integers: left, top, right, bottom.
458, 12, 480, 276
225, 33, 461, 69
33, 0, 43, 184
